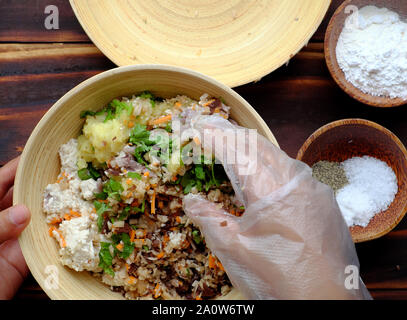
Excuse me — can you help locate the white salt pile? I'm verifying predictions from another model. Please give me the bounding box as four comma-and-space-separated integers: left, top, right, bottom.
336, 156, 398, 227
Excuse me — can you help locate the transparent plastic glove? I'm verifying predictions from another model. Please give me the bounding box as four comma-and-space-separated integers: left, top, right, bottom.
183, 115, 371, 300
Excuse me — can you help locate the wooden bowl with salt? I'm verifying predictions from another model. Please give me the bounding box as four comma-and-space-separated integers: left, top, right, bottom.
297, 119, 407, 243
325, 0, 407, 108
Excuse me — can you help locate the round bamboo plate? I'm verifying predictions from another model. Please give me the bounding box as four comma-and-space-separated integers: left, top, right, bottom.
69, 0, 331, 87
14, 64, 278, 300
297, 119, 407, 243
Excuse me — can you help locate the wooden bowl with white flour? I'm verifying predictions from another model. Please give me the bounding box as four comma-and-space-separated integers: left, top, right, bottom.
325, 0, 407, 107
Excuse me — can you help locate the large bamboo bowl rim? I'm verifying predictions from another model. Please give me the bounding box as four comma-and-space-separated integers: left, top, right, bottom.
13, 64, 278, 300
297, 119, 407, 243
70, 0, 331, 87
325, 0, 407, 108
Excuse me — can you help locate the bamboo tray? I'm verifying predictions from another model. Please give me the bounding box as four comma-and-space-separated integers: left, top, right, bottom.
70, 0, 331, 87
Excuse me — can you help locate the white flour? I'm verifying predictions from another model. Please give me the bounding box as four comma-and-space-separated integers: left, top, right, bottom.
336, 5, 407, 99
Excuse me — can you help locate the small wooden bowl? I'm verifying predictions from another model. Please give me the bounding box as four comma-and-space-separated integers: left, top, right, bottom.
13, 64, 278, 300
325, 0, 407, 108
297, 119, 407, 243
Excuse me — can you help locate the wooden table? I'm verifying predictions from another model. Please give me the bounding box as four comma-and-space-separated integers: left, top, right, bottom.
2, 0, 407, 300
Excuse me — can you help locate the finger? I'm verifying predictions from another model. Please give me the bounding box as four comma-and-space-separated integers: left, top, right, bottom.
0, 205, 31, 244
0, 187, 13, 211
183, 194, 238, 248
0, 157, 20, 200
0, 239, 28, 299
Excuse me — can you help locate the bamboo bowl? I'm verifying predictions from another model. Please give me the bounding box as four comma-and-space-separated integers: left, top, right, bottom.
70, 0, 331, 87
297, 119, 407, 243
325, 0, 407, 107
13, 64, 278, 300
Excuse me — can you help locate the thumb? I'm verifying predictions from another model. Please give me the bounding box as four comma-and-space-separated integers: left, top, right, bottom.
183, 194, 238, 249
0, 205, 31, 244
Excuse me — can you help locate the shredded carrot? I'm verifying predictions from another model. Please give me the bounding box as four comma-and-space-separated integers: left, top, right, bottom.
150, 114, 172, 125
203, 99, 215, 107
69, 210, 81, 217
163, 235, 170, 243
175, 101, 182, 109
125, 263, 129, 271
229, 209, 236, 216
64, 214, 72, 221
128, 121, 134, 128
54, 229, 66, 248
156, 251, 164, 259
151, 192, 156, 214
195, 296, 202, 300
48, 226, 56, 237
98, 199, 109, 203
158, 201, 164, 209
208, 254, 216, 269
126, 179, 132, 185
213, 108, 221, 113
193, 136, 201, 146
130, 115, 136, 121
128, 276, 136, 285
176, 216, 181, 223
144, 171, 150, 177
116, 243, 124, 251
170, 227, 177, 231
130, 229, 136, 243
49, 217, 62, 225
153, 283, 161, 299
123, 119, 128, 126
171, 175, 178, 182
216, 260, 225, 271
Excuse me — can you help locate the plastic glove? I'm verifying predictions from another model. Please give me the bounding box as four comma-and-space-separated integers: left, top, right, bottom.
182, 115, 371, 300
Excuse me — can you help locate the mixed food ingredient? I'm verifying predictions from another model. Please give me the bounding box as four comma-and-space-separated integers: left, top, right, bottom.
43, 92, 245, 300
336, 5, 407, 99
312, 156, 398, 227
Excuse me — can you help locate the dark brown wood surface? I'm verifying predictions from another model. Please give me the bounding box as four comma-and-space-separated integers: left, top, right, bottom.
2, 0, 407, 300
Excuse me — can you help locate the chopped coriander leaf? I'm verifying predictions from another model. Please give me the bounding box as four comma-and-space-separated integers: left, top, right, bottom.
192, 230, 202, 245
129, 124, 155, 166
194, 165, 205, 180
103, 178, 124, 200
99, 242, 114, 276
127, 172, 142, 180
78, 163, 100, 181
239, 206, 245, 210
143, 245, 149, 252
94, 201, 110, 231
80, 110, 96, 119
118, 233, 135, 259
78, 168, 91, 180
88, 163, 101, 179
94, 191, 108, 200
186, 268, 191, 276
139, 91, 156, 108
118, 206, 131, 221
164, 122, 172, 133
111, 99, 133, 116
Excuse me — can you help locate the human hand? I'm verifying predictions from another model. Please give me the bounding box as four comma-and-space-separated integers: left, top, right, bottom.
183, 115, 371, 300
0, 157, 31, 300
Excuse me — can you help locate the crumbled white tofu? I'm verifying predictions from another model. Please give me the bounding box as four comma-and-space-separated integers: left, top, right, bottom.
59, 138, 79, 174
80, 178, 101, 201
58, 216, 100, 272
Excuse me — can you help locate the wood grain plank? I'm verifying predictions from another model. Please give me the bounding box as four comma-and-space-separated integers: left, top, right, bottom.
0, 0, 89, 42
0, 0, 343, 43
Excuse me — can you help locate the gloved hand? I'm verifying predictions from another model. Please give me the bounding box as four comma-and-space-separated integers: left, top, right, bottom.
183, 115, 371, 300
